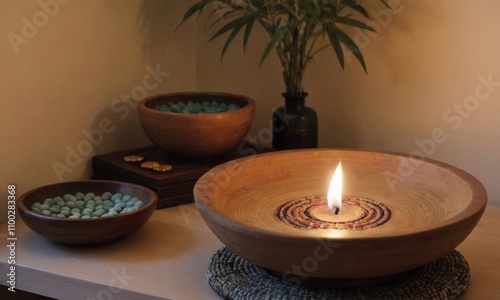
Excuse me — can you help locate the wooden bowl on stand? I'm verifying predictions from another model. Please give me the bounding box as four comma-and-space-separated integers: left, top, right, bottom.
194, 149, 487, 285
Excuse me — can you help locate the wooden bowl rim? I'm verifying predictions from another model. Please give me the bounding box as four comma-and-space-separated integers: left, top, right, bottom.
138, 91, 256, 117
17, 180, 158, 222
194, 148, 487, 242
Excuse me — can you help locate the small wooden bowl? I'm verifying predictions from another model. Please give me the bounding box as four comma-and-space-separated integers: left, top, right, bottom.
138, 92, 256, 159
194, 149, 487, 284
17, 180, 158, 245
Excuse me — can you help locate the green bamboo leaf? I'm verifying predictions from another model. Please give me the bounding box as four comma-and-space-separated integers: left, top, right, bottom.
379, 0, 392, 9
177, 0, 212, 29
259, 26, 288, 65
340, 0, 370, 19
256, 17, 274, 34
281, 2, 301, 20
325, 27, 345, 69
206, 9, 241, 31
205, 7, 228, 31
300, 20, 315, 65
334, 16, 376, 32
220, 24, 245, 59
209, 16, 247, 43
302, 0, 321, 19
204, 11, 253, 60
333, 26, 367, 72
179, 0, 392, 92
249, 0, 265, 9
243, 16, 256, 52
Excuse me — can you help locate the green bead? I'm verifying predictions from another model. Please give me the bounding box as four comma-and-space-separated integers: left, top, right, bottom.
60, 210, 71, 217
28, 190, 143, 219
43, 198, 54, 206
63, 194, 76, 202
91, 209, 106, 217
101, 192, 112, 200
82, 208, 93, 215
49, 206, 61, 213
228, 104, 240, 111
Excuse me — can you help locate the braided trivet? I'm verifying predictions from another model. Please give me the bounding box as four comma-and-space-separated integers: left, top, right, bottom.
207, 247, 470, 300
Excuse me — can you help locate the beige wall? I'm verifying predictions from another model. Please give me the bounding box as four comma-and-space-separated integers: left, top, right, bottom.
0, 0, 197, 223
1, 0, 499, 223
196, 0, 500, 206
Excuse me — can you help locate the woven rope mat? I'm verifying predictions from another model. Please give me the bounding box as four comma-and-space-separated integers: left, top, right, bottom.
207, 247, 470, 300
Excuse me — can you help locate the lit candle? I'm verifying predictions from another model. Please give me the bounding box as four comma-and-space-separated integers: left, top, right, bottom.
327, 162, 342, 215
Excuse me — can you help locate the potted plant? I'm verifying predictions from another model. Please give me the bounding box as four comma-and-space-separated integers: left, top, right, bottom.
179, 0, 391, 150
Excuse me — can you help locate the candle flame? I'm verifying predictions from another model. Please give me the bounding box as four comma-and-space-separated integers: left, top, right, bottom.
327, 162, 342, 214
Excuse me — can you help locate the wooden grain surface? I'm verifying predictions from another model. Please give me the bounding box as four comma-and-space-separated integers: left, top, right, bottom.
0, 204, 499, 299
194, 149, 487, 279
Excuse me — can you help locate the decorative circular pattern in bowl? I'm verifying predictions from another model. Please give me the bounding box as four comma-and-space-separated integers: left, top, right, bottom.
276, 195, 391, 230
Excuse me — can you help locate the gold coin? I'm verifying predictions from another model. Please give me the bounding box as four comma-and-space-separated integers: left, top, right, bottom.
123, 155, 145, 163
140, 161, 160, 169
153, 164, 173, 173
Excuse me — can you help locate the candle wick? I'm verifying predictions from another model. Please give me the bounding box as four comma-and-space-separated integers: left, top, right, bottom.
334, 207, 339, 215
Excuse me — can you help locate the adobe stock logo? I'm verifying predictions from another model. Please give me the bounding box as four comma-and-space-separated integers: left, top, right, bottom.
7, 0, 71, 54
384, 74, 500, 192
281, 238, 341, 285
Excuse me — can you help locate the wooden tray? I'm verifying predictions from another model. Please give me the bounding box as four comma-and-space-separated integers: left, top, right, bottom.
92, 142, 271, 208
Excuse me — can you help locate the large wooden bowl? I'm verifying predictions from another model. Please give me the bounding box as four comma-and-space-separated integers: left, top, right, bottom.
17, 180, 158, 245
194, 149, 487, 283
138, 92, 255, 159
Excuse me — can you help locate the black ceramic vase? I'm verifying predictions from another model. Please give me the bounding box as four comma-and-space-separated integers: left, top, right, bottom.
272, 92, 318, 150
